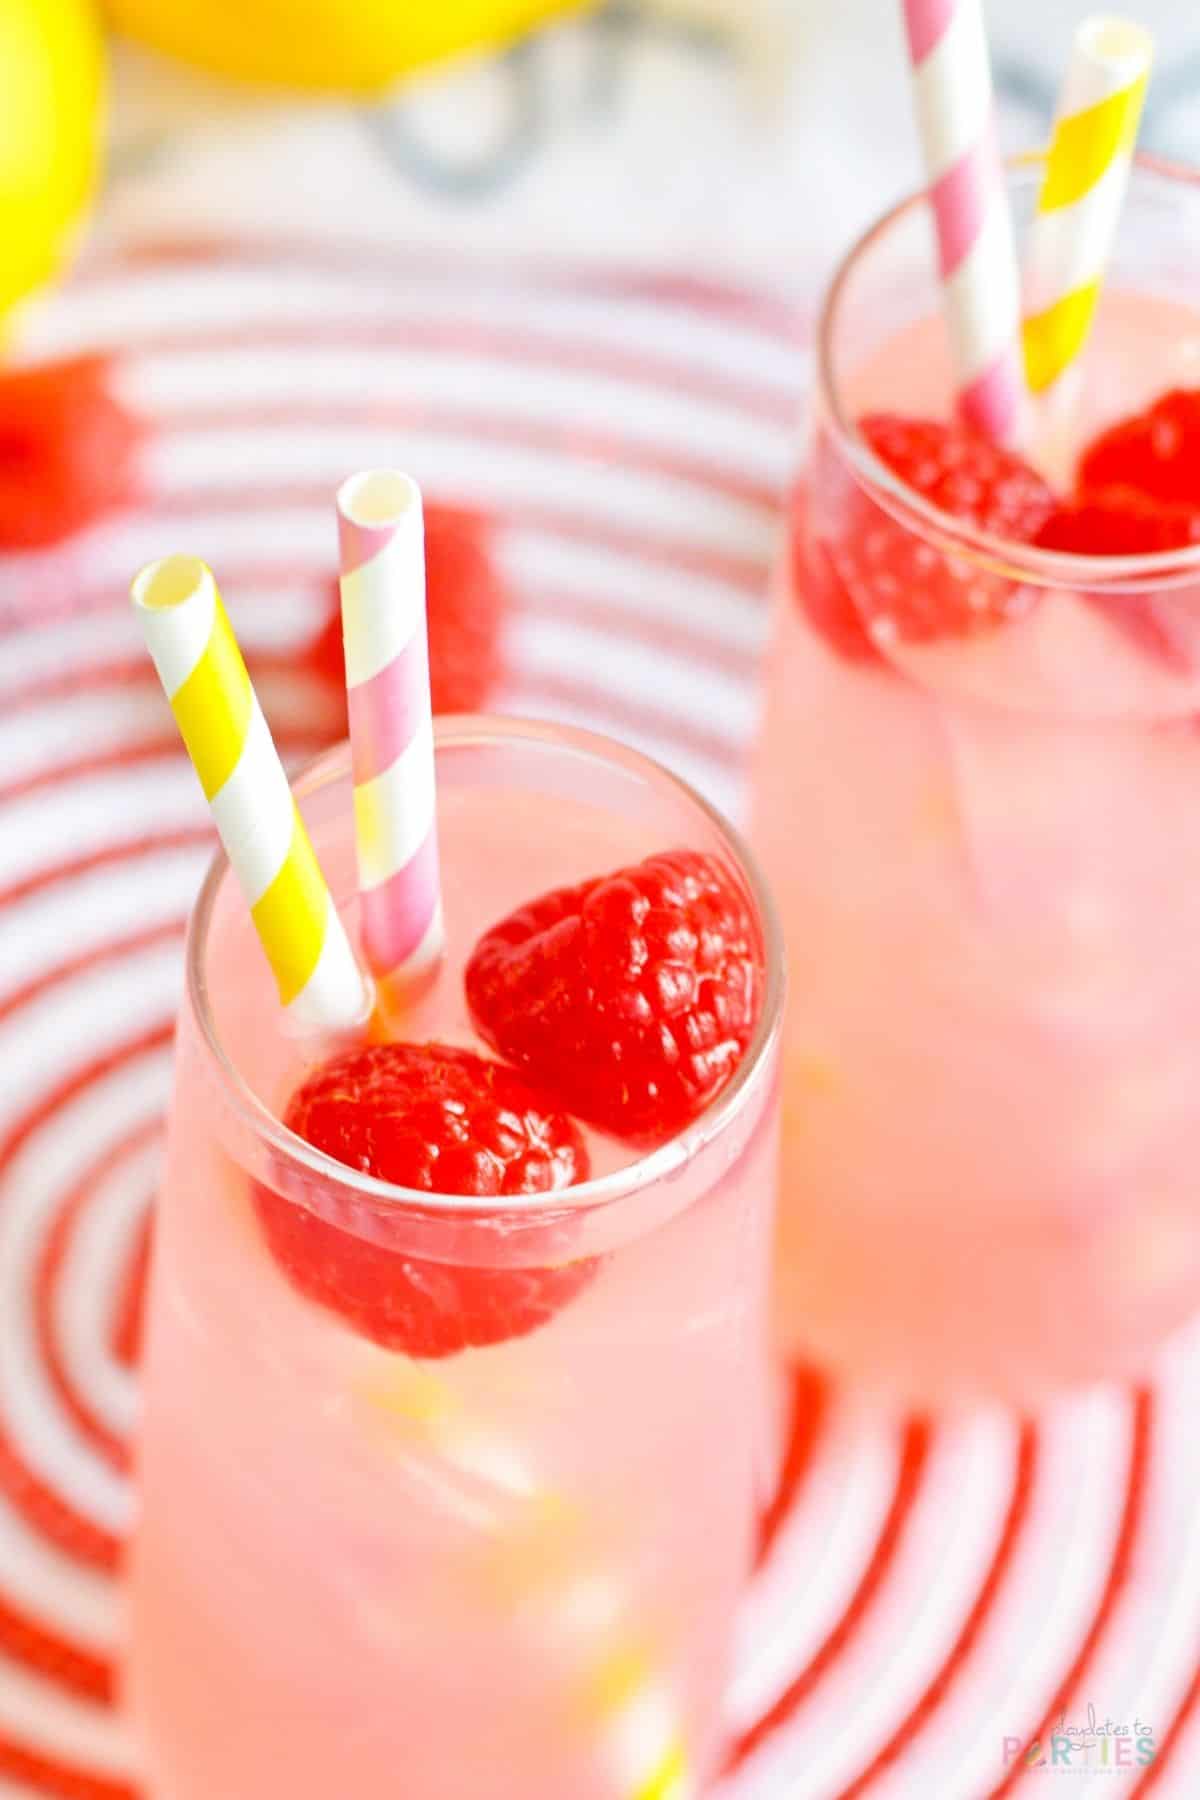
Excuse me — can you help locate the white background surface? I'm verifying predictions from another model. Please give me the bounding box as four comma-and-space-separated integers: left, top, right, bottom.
95, 1, 1200, 302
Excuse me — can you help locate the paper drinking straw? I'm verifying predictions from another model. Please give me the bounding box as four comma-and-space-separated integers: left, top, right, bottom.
337, 471, 445, 1006
901, 0, 1026, 442
1022, 16, 1153, 395
132, 555, 368, 1034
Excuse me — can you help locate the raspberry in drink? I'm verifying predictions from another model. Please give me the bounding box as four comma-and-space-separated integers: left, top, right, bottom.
751, 159, 1200, 1401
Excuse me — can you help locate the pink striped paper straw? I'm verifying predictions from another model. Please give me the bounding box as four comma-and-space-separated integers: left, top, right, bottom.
901, 0, 1025, 442
337, 470, 444, 1004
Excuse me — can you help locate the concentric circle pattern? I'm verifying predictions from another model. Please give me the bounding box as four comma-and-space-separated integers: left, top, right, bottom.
1, 241, 1199, 1798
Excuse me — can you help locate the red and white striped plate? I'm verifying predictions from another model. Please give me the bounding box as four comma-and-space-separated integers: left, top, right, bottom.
1, 239, 1199, 1799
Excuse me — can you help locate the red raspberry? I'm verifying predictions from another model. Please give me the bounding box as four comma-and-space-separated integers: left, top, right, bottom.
255, 1043, 594, 1358
0, 355, 142, 548
1036, 491, 1200, 673
310, 502, 505, 715
801, 414, 1056, 661
789, 489, 880, 665
1078, 388, 1200, 508
862, 414, 1059, 543
1036, 486, 1200, 556
1042, 397, 1200, 673
465, 851, 763, 1145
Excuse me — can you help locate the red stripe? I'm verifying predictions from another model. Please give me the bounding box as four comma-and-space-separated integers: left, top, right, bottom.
987, 1388, 1153, 1798
149, 486, 770, 594
1, 486, 761, 635
0, 730, 325, 810
727, 1418, 934, 1770
121, 316, 798, 424
0, 632, 753, 799
0, 918, 182, 1032
0, 562, 326, 634
2, 661, 165, 710
35, 1116, 165, 1474
0, 1038, 148, 1704
0, 1588, 113, 1703
0, 843, 182, 1433
0, 828, 211, 915
0, 1425, 119, 1573
0, 1060, 125, 1701
300, 587, 759, 697
836, 1421, 1039, 1795
512, 671, 739, 772
0, 932, 179, 1566
618, 270, 803, 337
71, 233, 805, 345
756, 1364, 828, 1569
0, 666, 334, 750
0, 738, 188, 810
516, 591, 761, 679
2, 664, 746, 811
0, 691, 734, 827
0, 1736, 137, 1800
110, 1209, 153, 1372
151, 402, 782, 515
1128, 1650, 1200, 1792
0, 585, 760, 715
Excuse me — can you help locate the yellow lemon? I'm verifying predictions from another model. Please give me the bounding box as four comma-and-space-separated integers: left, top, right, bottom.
0, 0, 105, 316
104, 0, 593, 92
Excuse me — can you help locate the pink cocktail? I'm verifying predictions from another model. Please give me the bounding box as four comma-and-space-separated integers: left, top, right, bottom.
128, 718, 782, 1800
751, 159, 1200, 1403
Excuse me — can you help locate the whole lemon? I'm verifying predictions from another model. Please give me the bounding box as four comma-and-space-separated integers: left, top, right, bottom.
0, 0, 105, 316
104, 0, 591, 91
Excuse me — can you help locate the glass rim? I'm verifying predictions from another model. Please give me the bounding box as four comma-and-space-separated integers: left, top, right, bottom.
815, 151, 1200, 593
185, 712, 785, 1220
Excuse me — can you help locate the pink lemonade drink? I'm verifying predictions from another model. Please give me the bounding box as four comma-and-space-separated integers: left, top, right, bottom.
751, 158, 1200, 1403
128, 718, 782, 1800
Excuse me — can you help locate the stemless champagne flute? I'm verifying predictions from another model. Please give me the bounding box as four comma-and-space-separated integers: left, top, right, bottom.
128, 717, 783, 1800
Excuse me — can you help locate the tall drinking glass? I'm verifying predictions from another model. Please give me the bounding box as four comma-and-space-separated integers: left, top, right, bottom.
128, 717, 782, 1800
751, 157, 1200, 1403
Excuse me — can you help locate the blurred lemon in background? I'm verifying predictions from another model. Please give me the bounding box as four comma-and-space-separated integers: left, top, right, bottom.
104, 0, 593, 91
1, 0, 105, 316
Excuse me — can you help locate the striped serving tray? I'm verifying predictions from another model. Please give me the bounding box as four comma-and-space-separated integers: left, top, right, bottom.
0, 238, 1197, 1798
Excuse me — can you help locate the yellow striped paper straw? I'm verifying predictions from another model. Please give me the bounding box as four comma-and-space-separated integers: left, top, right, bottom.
1022, 15, 1153, 395
132, 555, 369, 1034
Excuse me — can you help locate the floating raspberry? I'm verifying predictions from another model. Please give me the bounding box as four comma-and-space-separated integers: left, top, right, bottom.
1047, 393, 1200, 671
862, 413, 1058, 545
466, 850, 763, 1145
1036, 486, 1200, 556
257, 1043, 594, 1358
1078, 388, 1200, 509
800, 414, 1056, 661
789, 490, 880, 664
